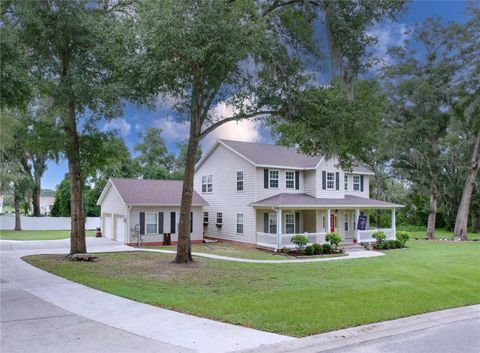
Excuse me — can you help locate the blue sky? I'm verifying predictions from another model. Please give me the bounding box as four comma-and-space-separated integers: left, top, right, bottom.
41, 0, 471, 190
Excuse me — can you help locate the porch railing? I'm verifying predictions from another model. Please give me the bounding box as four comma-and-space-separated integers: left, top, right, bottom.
256, 232, 327, 250
357, 228, 395, 242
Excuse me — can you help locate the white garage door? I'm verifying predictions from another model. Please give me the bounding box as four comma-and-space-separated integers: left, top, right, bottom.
104, 214, 113, 239
115, 215, 125, 243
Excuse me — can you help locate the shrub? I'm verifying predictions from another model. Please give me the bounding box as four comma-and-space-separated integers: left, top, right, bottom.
388, 240, 397, 249
375, 242, 384, 250
326, 232, 342, 248
361, 242, 372, 250
281, 247, 290, 254
394, 240, 404, 248
334, 247, 345, 254
396, 231, 410, 246
372, 231, 386, 243
322, 243, 332, 254
304, 245, 314, 255
313, 243, 323, 255
290, 234, 309, 253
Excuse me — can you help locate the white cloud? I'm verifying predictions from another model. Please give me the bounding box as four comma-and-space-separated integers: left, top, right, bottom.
134, 123, 143, 131
102, 118, 131, 136
152, 116, 190, 142
367, 21, 410, 67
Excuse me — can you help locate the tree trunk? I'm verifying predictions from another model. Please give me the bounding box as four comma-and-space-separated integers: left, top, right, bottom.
65, 99, 86, 255
374, 170, 382, 228
32, 177, 41, 216
471, 208, 479, 233
13, 188, 22, 231
173, 131, 199, 263
453, 131, 480, 240
426, 184, 437, 239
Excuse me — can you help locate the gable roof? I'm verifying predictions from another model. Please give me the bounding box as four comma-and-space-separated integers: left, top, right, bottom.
250, 193, 403, 209
97, 178, 208, 206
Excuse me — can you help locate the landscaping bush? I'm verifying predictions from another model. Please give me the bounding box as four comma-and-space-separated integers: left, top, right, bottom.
388, 240, 397, 249
322, 243, 332, 254
382, 240, 391, 250
326, 232, 341, 248
313, 243, 323, 255
396, 231, 410, 246
281, 247, 290, 254
290, 234, 309, 253
395, 240, 404, 248
304, 245, 314, 255
372, 231, 386, 243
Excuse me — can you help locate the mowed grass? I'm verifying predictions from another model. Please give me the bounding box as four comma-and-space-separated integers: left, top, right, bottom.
398, 225, 480, 241
0, 230, 95, 240
24, 240, 480, 337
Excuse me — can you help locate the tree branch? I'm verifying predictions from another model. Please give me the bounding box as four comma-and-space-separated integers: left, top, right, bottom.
199, 110, 278, 140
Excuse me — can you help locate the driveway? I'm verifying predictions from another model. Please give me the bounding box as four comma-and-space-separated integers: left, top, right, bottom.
0, 238, 291, 353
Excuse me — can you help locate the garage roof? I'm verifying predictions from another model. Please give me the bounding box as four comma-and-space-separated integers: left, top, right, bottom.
99, 178, 208, 206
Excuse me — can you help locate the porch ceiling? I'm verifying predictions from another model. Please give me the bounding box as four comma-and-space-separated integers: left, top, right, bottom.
250, 193, 403, 209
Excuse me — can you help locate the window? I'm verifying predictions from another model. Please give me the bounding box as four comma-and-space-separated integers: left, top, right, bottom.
269, 170, 279, 188
344, 214, 349, 231
236, 171, 244, 191
286, 171, 295, 189
146, 212, 157, 234
216, 212, 223, 225
326, 172, 335, 190
268, 213, 277, 234
344, 175, 348, 190
236, 213, 244, 234
285, 213, 295, 234
353, 175, 360, 191
202, 175, 213, 193
203, 212, 208, 224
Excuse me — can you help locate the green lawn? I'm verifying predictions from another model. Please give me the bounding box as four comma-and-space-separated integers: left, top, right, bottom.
0, 230, 95, 240
25, 240, 480, 337
397, 225, 480, 241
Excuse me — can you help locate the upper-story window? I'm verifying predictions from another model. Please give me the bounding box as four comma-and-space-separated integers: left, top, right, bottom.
353, 175, 360, 191
269, 170, 279, 188
326, 172, 335, 190
344, 175, 348, 190
236, 171, 244, 191
286, 171, 295, 189
202, 175, 213, 193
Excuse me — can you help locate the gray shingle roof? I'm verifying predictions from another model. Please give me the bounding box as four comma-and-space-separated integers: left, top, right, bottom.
250, 193, 403, 208
109, 178, 208, 206
219, 139, 322, 169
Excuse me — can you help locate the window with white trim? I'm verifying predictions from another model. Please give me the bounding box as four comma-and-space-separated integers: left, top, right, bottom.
236, 213, 244, 234
285, 213, 295, 234
344, 213, 349, 231
203, 212, 208, 224
146, 212, 157, 234
286, 171, 295, 189
216, 212, 223, 224
268, 213, 277, 234
269, 170, 279, 188
344, 175, 348, 190
353, 175, 360, 191
236, 171, 244, 191
202, 175, 213, 193
326, 172, 335, 190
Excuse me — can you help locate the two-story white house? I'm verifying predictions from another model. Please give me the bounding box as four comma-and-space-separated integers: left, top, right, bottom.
194, 139, 403, 250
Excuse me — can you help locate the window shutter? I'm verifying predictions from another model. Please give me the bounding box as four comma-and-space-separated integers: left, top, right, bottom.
170, 212, 176, 233
158, 212, 164, 234
322, 171, 326, 190
295, 212, 300, 233
139, 212, 145, 235
295, 170, 300, 190
360, 175, 364, 192
264, 169, 269, 188
336, 172, 340, 190
264, 213, 268, 233
190, 212, 193, 233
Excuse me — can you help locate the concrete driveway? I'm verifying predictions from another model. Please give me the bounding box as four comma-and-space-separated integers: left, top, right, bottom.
0, 237, 291, 353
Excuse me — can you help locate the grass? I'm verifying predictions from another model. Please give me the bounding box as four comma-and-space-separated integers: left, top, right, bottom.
0, 229, 95, 240
25, 240, 480, 337
397, 225, 480, 241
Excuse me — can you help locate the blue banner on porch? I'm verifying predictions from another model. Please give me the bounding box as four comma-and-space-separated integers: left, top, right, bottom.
357, 215, 367, 231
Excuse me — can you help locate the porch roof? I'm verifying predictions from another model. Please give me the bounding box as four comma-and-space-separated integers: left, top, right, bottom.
250, 193, 403, 209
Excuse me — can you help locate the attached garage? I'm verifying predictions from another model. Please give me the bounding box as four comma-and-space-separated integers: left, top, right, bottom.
97, 178, 208, 245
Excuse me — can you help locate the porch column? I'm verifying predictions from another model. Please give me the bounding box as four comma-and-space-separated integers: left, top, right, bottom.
326, 208, 331, 233
391, 208, 396, 238
355, 208, 360, 242
276, 208, 282, 250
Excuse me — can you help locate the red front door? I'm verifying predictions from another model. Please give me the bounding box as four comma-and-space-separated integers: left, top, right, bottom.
330, 214, 335, 232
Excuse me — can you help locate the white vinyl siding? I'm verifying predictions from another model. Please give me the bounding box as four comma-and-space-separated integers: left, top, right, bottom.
202, 175, 213, 193
269, 170, 279, 188
236, 213, 244, 234
286, 171, 295, 189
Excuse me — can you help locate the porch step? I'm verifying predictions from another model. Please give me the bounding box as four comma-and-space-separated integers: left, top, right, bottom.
341, 243, 365, 252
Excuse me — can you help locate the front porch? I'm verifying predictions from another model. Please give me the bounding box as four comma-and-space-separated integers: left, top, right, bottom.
255, 208, 397, 250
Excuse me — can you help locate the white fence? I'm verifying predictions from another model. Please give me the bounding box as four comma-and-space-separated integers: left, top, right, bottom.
0, 216, 100, 231
256, 232, 327, 250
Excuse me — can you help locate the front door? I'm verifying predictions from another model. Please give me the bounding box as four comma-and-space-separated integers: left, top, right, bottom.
330, 213, 335, 232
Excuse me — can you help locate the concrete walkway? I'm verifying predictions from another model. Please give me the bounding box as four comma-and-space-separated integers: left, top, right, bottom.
1, 238, 292, 353
137, 248, 384, 263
